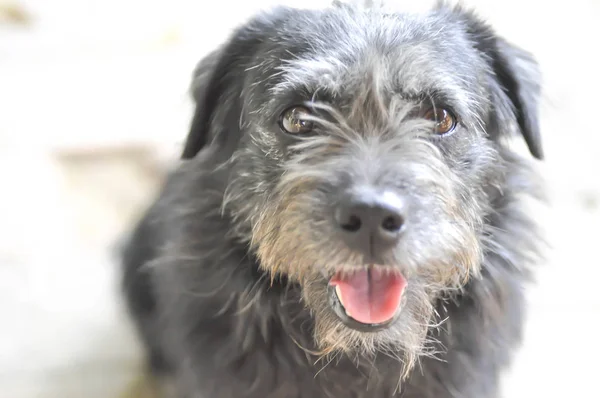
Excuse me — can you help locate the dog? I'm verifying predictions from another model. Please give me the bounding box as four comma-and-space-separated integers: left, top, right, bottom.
121, 2, 544, 397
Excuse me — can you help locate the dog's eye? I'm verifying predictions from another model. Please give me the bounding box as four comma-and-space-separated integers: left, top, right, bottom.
279, 106, 314, 135
423, 107, 457, 135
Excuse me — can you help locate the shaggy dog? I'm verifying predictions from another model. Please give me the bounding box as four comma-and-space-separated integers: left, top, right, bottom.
121, 2, 544, 397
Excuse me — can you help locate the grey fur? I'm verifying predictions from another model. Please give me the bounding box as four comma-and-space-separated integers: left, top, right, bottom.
121, 2, 544, 397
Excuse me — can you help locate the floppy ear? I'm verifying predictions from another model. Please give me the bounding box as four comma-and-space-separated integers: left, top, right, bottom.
451, 6, 544, 159
181, 40, 252, 159
181, 49, 229, 159
485, 38, 543, 159
181, 13, 283, 159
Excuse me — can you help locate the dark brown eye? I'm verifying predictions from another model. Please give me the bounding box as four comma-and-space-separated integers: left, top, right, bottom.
423, 107, 457, 135
279, 106, 314, 134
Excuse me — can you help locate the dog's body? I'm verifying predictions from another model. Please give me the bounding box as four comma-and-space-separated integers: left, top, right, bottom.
122, 3, 544, 397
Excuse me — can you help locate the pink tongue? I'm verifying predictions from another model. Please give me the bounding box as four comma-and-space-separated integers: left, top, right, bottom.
330, 269, 407, 325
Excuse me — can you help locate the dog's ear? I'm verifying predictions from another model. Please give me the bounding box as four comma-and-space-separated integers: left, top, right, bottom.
181, 38, 254, 159
484, 38, 543, 160
181, 13, 283, 159
447, 5, 543, 160
181, 49, 229, 159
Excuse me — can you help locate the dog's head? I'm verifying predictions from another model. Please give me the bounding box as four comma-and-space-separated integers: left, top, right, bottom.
182, 3, 541, 374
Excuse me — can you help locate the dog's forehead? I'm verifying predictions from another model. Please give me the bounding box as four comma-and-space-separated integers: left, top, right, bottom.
262, 9, 488, 113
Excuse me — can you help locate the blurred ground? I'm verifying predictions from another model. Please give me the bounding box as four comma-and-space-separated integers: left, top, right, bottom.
0, 0, 598, 397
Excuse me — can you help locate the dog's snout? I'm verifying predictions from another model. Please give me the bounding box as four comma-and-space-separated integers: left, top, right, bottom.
335, 190, 405, 254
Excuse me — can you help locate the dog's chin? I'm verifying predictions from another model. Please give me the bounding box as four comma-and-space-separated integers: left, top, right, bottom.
325, 266, 408, 333
302, 266, 435, 374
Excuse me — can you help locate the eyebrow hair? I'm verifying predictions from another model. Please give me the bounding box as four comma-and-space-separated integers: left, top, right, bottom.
267, 76, 483, 130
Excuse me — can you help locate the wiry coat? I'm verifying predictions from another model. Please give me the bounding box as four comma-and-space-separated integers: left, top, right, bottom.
122, 3, 544, 398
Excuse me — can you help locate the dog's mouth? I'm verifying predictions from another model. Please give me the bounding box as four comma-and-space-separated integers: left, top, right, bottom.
328, 266, 407, 332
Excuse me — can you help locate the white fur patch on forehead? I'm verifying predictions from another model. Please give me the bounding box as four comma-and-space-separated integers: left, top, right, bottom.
270, 55, 351, 97
335, 0, 437, 13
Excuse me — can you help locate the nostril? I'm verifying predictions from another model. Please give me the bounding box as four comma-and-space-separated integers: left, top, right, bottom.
341, 215, 362, 232
381, 214, 404, 232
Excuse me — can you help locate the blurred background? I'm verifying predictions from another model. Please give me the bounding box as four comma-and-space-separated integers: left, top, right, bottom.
0, 0, 598, 397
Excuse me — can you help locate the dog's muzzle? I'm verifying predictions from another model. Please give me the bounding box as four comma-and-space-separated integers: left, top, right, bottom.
327, 187, 408, 331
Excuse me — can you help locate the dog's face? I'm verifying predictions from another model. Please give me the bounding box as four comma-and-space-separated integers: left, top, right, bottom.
182, 3, 541, 374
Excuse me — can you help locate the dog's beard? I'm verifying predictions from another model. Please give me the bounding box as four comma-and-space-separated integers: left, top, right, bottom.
301, 273, 441, 379
247, 194, 482, 380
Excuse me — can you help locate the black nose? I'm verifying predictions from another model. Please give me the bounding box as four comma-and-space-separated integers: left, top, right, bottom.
334, 190, 405, 255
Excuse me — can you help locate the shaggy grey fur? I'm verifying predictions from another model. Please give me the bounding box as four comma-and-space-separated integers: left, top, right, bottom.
121, 2, 544, 397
